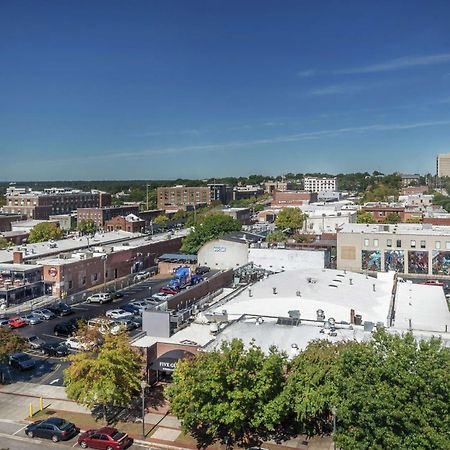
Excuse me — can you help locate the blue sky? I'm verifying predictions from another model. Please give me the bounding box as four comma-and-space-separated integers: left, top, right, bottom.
1, 0, 450, 180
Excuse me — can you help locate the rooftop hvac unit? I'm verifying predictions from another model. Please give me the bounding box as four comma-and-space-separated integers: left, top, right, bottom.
354, 314, 362, 325
210, 322, 219, 335
288, 310, 301, 319
296, 290, 301, 297
363, 321, 374, 332
316, 309, 325, 321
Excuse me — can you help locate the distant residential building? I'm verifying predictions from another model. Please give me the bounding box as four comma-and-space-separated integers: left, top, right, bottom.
399, 173, 421, 187
271, 190, 317, 207
208, 184, 233, 204
3, 186, 111, 220
77, 205, 140, 228
304, 177, 337, 193
423, 212, 450, 227
232, 185, 264, 201
401, 185, 428, 196
264, 181, 292, 194
436, 153, 450, 177
398, 194, 433, 209
105, 214, 145, 233
157, 186, 210, 211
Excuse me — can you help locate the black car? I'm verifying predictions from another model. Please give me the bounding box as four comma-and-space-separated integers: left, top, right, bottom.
108, 290, 124, 299
48, 302, 73, 316
53, 317, 85, 337
41, 342, 69, 357
25, 418, 79, 442
195, 266, 210, 275
9, 353, 36, 370
121, 303, 140, 315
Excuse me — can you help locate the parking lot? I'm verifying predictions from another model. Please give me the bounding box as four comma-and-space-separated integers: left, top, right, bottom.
1, 276, 171, 387
0, 419, 151, 450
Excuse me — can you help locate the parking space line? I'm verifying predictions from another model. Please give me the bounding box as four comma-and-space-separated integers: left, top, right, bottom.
42, 333, 66, 340
12, 424, 28, 435
40, 363, 61, 384
72, 440, 79, 447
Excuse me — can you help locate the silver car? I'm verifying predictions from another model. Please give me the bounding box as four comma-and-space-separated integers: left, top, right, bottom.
21, 314, 42, 325
32, 309, 56, 320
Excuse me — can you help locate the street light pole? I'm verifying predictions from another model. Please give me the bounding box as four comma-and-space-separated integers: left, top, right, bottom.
141, 380, 147, 438
103, 255, 107, 292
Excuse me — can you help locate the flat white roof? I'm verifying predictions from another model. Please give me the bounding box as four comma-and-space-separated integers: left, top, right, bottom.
339, 223, 450, 236
213, 269, 394, 325
394, 282, 450, 333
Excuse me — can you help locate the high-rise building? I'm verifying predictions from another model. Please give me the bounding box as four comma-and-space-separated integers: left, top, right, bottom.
436, 153, 450, 177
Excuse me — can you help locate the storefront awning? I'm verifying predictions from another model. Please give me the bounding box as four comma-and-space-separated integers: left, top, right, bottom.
149, 349, 195, 372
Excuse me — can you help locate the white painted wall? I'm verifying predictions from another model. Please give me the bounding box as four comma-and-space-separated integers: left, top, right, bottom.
249, 248, 325, 272
198, 239, 249, 270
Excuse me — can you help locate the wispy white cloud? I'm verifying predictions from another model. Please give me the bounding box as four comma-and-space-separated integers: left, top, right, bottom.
334, 53, 450, 74
39, 119, 450, 166
307, 83, 367, 96
135, 128, 202, 137
298, 69, 317, 78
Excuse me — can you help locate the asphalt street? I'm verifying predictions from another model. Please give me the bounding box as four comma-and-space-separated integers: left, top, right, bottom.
0, 419, 152, 450
2, 277, 170, 387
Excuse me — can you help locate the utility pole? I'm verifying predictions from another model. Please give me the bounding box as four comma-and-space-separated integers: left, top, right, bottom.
146, 184, 149, 210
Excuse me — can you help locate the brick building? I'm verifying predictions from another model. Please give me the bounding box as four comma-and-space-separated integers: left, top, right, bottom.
105, 214, 145, 233
362, 203, 406, 222
157, 186, 210, 211
0, 214, 25, 232
3, 187, 111, 220
271, 190, 317, 207
77, 205, 140, 228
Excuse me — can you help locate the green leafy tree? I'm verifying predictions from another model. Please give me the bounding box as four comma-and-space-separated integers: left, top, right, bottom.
335, 330, 450, 450
0, 328, 26, 364
0, 236, 12, 249
28, 222, 63, 243
64, 332, 143, 422
77, 219, 97, 235
356, 210, 375, 224
166, 339, 294, 449
266, 230, 287, 243
181, 212, 241, 254
275, 208, 304, 231
384, 212, 401, 224
153, 214, 169, 229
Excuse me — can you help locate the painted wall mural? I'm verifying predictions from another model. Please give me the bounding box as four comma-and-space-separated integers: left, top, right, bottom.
432, 251, 450, 275
362, 250, 381, 272
384, 250, 404, 273
408, 251, 429, 274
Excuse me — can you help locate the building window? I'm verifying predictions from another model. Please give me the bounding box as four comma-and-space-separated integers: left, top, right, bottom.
446, 241, 450, 250
410, 240, 416, 248
373, 239, 379, 247
396, 240, 402, 248
387, 239, 392, 247
82, 276, 86, 285
364, 238, 369, 247
68, 280, 72, 289
93, 273, 98, 281
436, 241, 441, 249
420, 240, 426, 249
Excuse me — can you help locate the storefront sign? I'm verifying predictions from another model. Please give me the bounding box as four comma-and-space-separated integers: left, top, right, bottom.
48, 267, 58, 277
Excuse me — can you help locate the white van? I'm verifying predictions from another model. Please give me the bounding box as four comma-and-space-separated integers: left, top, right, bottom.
86, 293, 112, 304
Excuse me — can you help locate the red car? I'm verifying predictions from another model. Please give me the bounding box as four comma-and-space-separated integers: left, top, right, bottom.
159, 286, 179, 295
422, 280, 444, 287
8, 316, 27, 328
78, 427, 133, 450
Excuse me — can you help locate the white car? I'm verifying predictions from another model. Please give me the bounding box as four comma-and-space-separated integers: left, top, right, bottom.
134, 271, 149, 282
65, 336, 96, 351
86, 293, 112, 304
151, 292, 173, 301
105, 309, 133, 320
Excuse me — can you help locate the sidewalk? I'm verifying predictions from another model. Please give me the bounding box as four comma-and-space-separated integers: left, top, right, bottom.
0, 382, 334, 450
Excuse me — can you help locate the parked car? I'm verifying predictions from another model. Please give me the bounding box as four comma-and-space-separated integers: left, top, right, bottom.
0, 319, 9, 328
25, 418, 80, 442
78, 426, 133, 450
120, 304, 140, 315
151, 292, 173, 302
41, 342, 69, 357
27, 335, 46, 350
195, 266, 210, 275
159, 286, 179, 295
133, 271, 149, 282
108, 290, 124, 300
115, 318, 137, 331
86, 293, 112, 304
422, 279, 445, 287
9, 352, 36, 370
48, 302, 73, 316
8, 316, 27, 328
105, 309, 133, 320
108, 321, 128, 335
20, 313, 42, 325
190, 275, 204, 285
32, 309, 56, 320
65, 336, 96, 351
129, 300, 151, 313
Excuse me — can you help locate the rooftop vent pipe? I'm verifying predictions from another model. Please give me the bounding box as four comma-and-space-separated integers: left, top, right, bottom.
273, 287, 277, 295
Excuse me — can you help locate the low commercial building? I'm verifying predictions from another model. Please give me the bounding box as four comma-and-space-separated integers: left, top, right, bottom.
157, 253, 198, 276
221, 207, 252, 224
232, 185, 264, 201
401, 186, 428, 196
48, 214, 76, 231
337, 222, 450, 277
399, 173, 421, 187
423, 212, 450, 226
303, 210, 357, 234
362, 203, 406, 222
264, 181, 292, 194
77, 205, 140, 228
105, 214, 145, 233
208, 184, 233, 204
0, 214, 25, 232
271, 191, 317, 207
398, 194, 433, 209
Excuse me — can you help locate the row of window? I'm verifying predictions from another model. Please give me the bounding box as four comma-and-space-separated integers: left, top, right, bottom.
363, 238, 450, 250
